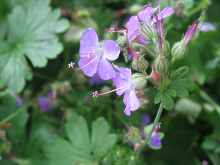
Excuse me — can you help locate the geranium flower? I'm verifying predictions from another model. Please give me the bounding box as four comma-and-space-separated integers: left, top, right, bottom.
113, 67, 140, 116
78, 28, 120, 80
183, 21, 199, 46
38, 91, 55, 112
150, 131, 162, 149
200, 22, 216, 32
125, 5, 174, 44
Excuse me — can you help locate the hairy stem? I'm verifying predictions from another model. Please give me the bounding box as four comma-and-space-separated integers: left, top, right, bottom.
146, 103, 163, 144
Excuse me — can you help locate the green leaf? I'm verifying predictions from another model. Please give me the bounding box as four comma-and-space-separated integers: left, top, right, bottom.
161, 93, 174, 110
175, 98, 202, 123
155, 66, 194, 110
0, 0, 69, 92
154, 91, 174, 110
46, 114, 117, 165
91, 117, 117, 159
154, 92, 161, 104
0, 43, 32, 92
170, 66, 189, 80
0, 92, 28, 155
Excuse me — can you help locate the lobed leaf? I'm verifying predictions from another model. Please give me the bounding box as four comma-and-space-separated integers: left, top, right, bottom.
46, 114, 117, 165
0, 0, 69, 92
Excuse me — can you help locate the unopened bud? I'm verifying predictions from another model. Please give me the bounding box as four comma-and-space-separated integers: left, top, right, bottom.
132, 73, 147, 90
171, 40, 186, 61
125, 127, 142, 146
117, 34, 127, 47
131, 56, 149, 72
155, 55, 168, 75
150, 69, 160, 82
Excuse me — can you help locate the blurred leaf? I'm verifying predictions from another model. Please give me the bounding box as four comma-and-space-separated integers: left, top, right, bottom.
102, 146, 145, 165
0, 0, 69, 92
0, 92, 28, 156
24, 120, 58, 165
46, 114, 117, 165
155, 66, 194, 110
175, 98, 202, 123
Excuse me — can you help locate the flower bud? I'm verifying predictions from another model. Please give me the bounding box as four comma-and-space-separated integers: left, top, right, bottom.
171, 40, 186, 61
154, 55, 168, 75
125, 127, 142, 146
150, 69, 160, 82
117, 34, 127, 47
131, 56, 149, 72
132, 73, 147, 90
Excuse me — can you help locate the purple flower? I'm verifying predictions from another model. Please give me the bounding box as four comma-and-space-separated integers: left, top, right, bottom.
153, 7, 174, 22
200, 22, 216, 32
78, 28, 120, 80
141, 113, 151, 126
15, 95, 23, 107
183, 21, 199, 46
150, 131, 162, 149
155, 16, 164, 51
125, 5, 174, 44
113, 67, 140, 116
38, 96, 53, 112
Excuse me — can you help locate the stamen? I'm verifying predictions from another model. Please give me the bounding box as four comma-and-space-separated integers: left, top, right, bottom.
92, 91, 99, 97
91, 86, 129, 98
68, 62, 75, 69
107, 27, 127, 34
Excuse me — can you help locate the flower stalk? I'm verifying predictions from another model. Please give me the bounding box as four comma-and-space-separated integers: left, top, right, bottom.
146, 103, 164, 144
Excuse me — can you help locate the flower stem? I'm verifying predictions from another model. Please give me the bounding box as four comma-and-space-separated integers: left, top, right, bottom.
146, 103, 163, 144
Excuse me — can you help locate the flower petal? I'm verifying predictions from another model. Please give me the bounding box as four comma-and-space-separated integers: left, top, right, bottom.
78, 55, 99, 77
125, 16, 140, 43
124, 104, 132, 116
113, 67, 132, 96
150, 132, 161, 148
38, 96, 52, 112
79, 28, 99, 57
200, 22, 216, 32
98, 58, 115, 80
123, 90, 140, 115
137, 6, 153, 23
103, 40, 120, 61
156, 7, 174, 21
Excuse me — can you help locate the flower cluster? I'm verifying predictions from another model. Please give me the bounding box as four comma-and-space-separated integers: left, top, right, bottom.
76, 2, 199, 116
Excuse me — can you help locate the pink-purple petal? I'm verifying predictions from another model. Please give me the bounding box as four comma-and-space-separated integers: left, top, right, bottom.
137, 6, 153, 23
78, 55, 99, 77
103, 40, 120, 61
125, 16, 140, 43
124, 104, 132, 116
79, 28, 99, 57
200, 22, 216, 32
98, 58, 115, 80
157, 7, 174, 20
183, 21, 199, 46
123, 90, 140, 116
113, 67, 132, 95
